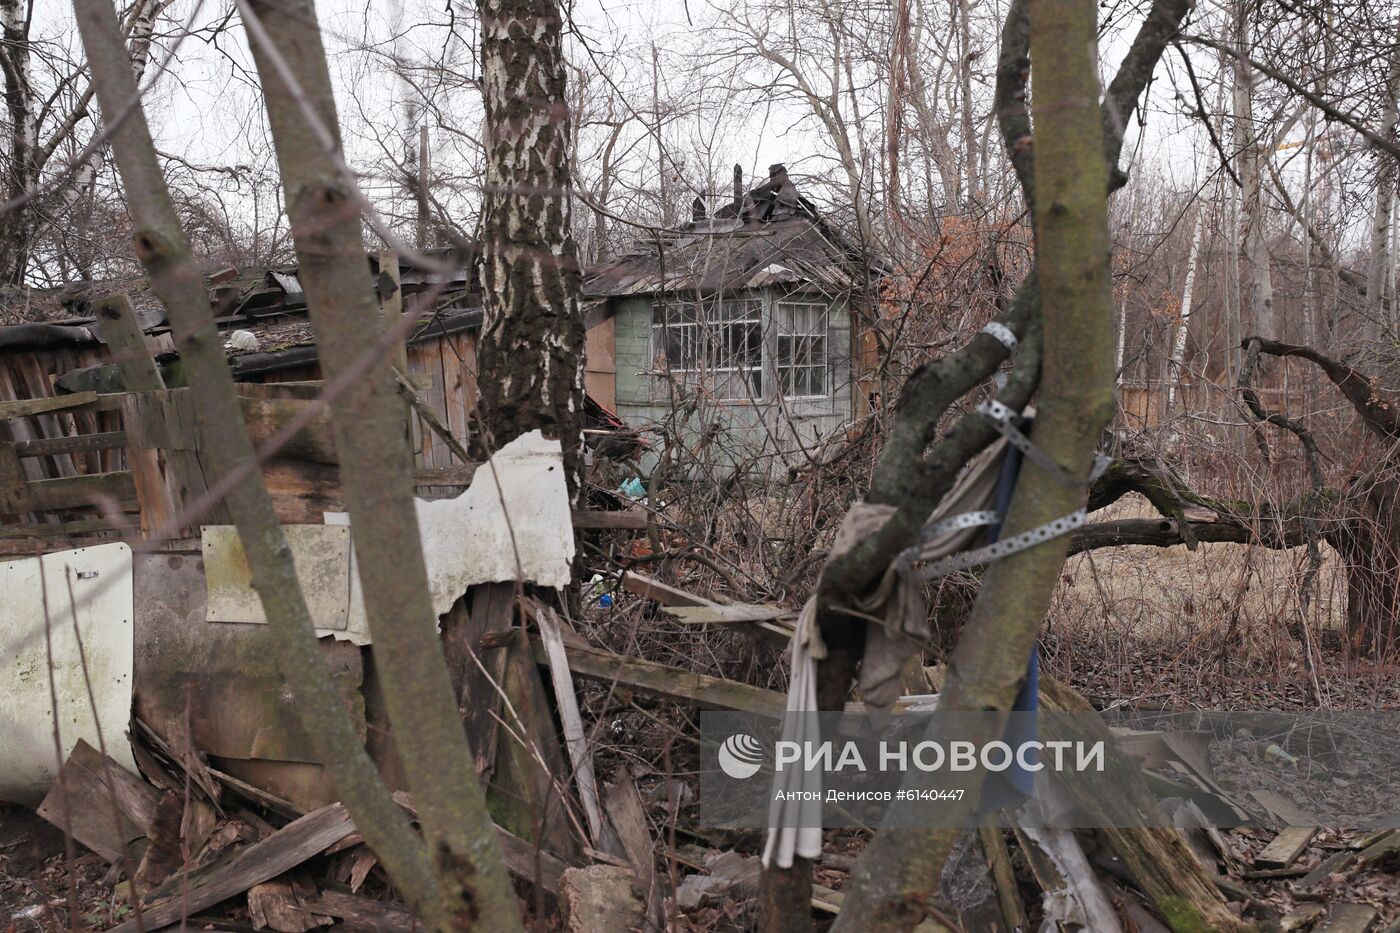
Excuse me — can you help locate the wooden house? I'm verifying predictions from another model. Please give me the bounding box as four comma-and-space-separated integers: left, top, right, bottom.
583, 164, 883, 473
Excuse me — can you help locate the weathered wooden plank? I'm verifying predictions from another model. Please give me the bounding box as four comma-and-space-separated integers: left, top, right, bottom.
236, 381, 326, 400
35, 739, 161, 863
1298, 848, 1356, 889
164, 389, 231, 524
0, 515, 138, 541
0, 441, 30, 513
296, 889, 412, 933
241, 396, 339, 464
1318, 903, 1379, 933
533, 636, 787, 714
92, 294, 164, 392
442, 583, 515, 780
1356, 829, 1400, 865
24, 470, 136, 511
443, 330, 470, 455
572, 510, 649, 530
14, 431, 128, 458
619, 571, 712, 608
0, 391, 99, 420
425, 343, 449, 470
405, 343, 434, 466
494, 824, 570, 894
13, 354, 80, 478
1255, 827, 1318, 869
107, 804, 356, 933
535, 605, 607, 844
377, 250, 408, 374
247, 874, 330, 932
92, 298, 175, 537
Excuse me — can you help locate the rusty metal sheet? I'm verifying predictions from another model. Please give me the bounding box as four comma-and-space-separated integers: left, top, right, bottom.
0, 543, 136, 805
203, 524, 351, 631
134, 550, 364, 777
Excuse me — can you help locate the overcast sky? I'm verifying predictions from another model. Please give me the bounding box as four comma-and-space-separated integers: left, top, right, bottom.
28, 0, 1361, 255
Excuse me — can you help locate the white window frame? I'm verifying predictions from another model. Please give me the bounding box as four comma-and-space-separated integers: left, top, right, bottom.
651, 298, 763, 400
774, 300, 829, 400
650, 295, 830, 402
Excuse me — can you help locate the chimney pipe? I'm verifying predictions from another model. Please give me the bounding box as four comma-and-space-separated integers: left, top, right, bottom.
733, 164, 744, 206
769, 163, 786, 179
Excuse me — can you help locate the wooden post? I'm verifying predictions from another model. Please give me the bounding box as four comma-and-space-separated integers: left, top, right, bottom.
92, 294, 176, 537
377, 250, 409, 374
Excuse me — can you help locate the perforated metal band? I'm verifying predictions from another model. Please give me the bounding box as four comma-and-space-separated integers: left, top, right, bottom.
901, 452, 1111, 575
978, 400, 1077, 488
924, 510, 1000, 539
981, 322, 1018, 352
915, 507, 1090, 580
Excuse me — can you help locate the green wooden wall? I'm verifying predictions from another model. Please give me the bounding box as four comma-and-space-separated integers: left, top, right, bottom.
608, 288, 854, 475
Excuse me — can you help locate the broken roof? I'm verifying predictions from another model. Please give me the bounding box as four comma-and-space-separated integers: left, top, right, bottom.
0, 248, 482, 362
584, 164, 883, 299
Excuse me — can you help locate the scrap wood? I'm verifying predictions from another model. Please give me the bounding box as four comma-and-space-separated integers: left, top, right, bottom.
1016, 789, 1123, 933
619, 570, 796, 645
1355, 829, 1400, 866
1166, 798, 1244, 878
376, 791, 574, 896
132, 717, 224, 814
1298, 848, 1357, 889
977, 826, 1027, 933
534, 603, 611, 849
247, 873, 332, 932
35, 739, 160, 863
1318, 903, 1380, 932
602, 776, 664, 932
107, 803, 356, 933
528, 635, 787, 713
1250, 789, 1324, 828
559, 864, 646, 933
662, 604, 796, 647
1039, 675, 1245, 931
296, 889, 414, 933
1281, 904, 1329, 932
1255, 827, 1319, 869
618, 571, 711, 607
938, 829, 1006, 931
572, 510, 650, 530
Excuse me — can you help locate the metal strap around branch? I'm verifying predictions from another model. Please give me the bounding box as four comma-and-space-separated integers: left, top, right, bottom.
980, 321, 1018, 352
914, 507, 1090, 579
924, 509, 1001, 538
903, 441, 1110, 579
978, 399, 1078, 488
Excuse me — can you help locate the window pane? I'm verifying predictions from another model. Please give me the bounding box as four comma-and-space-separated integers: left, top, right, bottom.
775, 302, 828, 398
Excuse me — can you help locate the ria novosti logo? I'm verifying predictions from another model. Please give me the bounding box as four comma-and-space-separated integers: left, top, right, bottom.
717, 733, 765, 779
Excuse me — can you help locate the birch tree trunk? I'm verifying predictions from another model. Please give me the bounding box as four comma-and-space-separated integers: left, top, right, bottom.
1367, 24, 1400, 339
0, 0, 36, 284
64, 0, 172, 279
1232, 1, 1277, 350
475, 0, 588, 485
1166, 210, 1204, 413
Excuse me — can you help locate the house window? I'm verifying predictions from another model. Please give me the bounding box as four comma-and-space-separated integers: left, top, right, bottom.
775, 301, 828, 398
652, 298, 762, 399
651, 297, 828, 400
